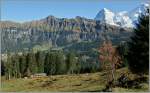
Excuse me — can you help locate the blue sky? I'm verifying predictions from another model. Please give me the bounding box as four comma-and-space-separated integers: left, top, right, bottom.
1, 0, 149, 22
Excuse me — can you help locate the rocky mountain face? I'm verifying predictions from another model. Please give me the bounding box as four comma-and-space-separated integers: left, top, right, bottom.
1, 16, 133, 53
1, 3, 149, 53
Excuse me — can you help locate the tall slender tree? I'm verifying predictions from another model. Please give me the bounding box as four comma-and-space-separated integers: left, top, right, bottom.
49, 53, 56, 75
5, 53, 12, 80
66, 52, 77, 74
126, 9, 149, 75
29, 52, 38, 74
1, 60, 5, 76
24, 53, 31, 77
55, 51, 66, 74
44, 53, 49, 75
18, 54, 26, 77
99, 41, 122, 82
35, 51, 44, 73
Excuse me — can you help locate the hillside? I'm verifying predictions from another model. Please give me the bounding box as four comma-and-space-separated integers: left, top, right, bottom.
1, 68, 149, 92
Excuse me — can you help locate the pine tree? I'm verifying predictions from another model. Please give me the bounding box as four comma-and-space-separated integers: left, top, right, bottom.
18, 54, 26, 77
35, 51, 44, 73
5, 53, 12, 80
1, 60, 5, 76
44, 52, 56, 75
24, 53, 31, 77
29, 53, 38, 74
76, 59, 81, 74
117, 42, 129, 67
55, 51, 66, 74
11, 56, 16, 78
66, 52, 77, 74
13, 54, 21, 78
44, 53, 49, 75
49, 53, 56, 75
126, 10, 149, 75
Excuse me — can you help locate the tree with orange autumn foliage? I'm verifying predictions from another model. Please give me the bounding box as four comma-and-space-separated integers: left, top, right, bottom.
99, 40, 122, 82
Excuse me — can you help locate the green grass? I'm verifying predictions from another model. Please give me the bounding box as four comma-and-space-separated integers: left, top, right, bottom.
32, 43, 52, 53
1, 68, 149, 92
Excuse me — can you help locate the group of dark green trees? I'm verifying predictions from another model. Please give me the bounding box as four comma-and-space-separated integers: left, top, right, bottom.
1, 51, 100, 80
127, 10, 149, 75
118, 9, 149, 75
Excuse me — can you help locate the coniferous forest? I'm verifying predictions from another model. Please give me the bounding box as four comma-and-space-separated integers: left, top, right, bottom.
1, 51, 101, 80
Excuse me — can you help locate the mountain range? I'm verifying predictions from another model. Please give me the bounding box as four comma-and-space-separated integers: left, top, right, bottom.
1, 3, 149, 54
95, 3, 149, 27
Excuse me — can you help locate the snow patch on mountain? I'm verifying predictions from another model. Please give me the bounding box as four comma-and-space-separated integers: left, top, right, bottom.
114, 11, 134, 28
128, 3, 149, 25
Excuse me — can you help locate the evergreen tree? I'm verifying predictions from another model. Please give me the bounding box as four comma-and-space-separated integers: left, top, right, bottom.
24, 53, 31, 77
66, 52, 77, 74
1, 60, 5, 76
126, 10, 149, 74
18, 54, 26, 77
117, 42, 129, 67
49, 53, 56, 75
44, 53, 49, 75
55, 52, 66, 74
66, 52, 71, 74
11, 56, 16, 78
13, 54, 21, 78
5, 61, 12, 80
35, 51, 44, 73
76, 60, 81, 74
30, 53, 38, 74
5, 53, 13, 80
44, 52, 56, 75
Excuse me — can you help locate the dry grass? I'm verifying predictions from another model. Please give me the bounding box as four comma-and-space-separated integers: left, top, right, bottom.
1, 67, 149, 92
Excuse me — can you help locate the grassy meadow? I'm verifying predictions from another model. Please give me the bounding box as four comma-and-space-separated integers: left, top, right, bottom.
1, 68, 149, 92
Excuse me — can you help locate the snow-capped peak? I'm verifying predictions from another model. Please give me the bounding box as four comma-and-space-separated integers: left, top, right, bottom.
102, 8, 111, 12
128, 3, 149, 23
94, 3, 149, 28
95, 8, 117, 26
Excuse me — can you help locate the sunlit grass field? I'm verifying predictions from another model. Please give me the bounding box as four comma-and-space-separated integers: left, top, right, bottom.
1, 68, 149, 92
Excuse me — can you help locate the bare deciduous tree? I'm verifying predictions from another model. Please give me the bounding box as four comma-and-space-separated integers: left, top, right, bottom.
99, 40, 122, 82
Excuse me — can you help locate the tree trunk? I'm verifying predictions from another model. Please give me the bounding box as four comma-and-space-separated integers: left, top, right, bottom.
8, 73, 11, 80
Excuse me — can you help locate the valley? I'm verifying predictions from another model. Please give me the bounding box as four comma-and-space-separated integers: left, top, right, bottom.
1, 1, 149, 92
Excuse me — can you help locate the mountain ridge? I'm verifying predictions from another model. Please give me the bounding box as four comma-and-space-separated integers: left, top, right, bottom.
1, 16, 133, 53
2, 3, 148, 53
